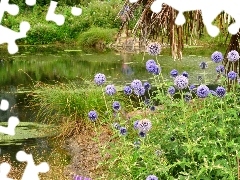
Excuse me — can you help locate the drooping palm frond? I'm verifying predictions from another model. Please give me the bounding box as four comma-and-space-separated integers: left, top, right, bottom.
116, 0, 233, 61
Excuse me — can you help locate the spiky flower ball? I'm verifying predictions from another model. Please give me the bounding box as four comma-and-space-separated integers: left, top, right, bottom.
88, 110, 98, 122
112, 101, 121, 111
146, 59, 157, 73
134, 86, 145, 96
227, 50, 240, 62
197, 85, 209, 98
211, 51, 223, 63
170, 69, 178, 78
137, 119, 152, 133
105, 84, 116, 95
182, 71, 189, 78
174, 75, 189, 90
143, 82, 151, 90
199, 62, 208, 69
146, 175, 158, 180
216, 65, 225, 74
147, 42, 161, 56
94, 73, 106, 85
131, 79, 143, 90
189, 84, 196, 92
120, 127, 127, 135
228, 71, 238, 80
168, 86, 175, 96
215, 86, 226, 98
123, 86, 132, 95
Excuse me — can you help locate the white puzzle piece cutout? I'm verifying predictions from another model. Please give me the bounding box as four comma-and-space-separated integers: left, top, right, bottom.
46, 1, 65, 26
0, 162, 13, 180
0, 99, 9, 111
16, 151, 50, 180
0, 116, 20, 136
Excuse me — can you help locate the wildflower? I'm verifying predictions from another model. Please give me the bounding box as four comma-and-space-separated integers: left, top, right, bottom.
74, 175, 91, 180
137, 119, 152, 132
112, 101, 121, 111
134, 86, 145, 96
211, 51, 223, 63
227, 50, 239, 62
174, 75, 189, 90
189, 84, 196, 92
139, 131, 146, 137
113, 122, 121, 130
123, 86, 132, 95
153, 65, 161, 75
105, 85, 116, 95
88, 110, 98, 122
182, 71, 189, 78
146, 59, 157, 73
216, 65, 225, 74
196, 85, 209, 98
146, 175, 158, 180
228, 71, 238, 80
133, 120, 139, 129
131, 79, 143, 90
209, 90, 217, 96
199, 62, 208, 69
170, 69, 178, 78
94, 73, 106, 85
147, 42, 161, 56
150, 106, 155, 111
120, 127, 127, 135
168, 86, 175, 96
215, 86, 226, 98
143, 82, 151, 90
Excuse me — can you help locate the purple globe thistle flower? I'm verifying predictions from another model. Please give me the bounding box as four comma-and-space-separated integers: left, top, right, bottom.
113, 122, 121, 130
228, 71, 238, 80
168, 86, 175, 96
133, 120, 139, 130
146, 59, 157, 73
170, 69, 178, 78
209, 90, 217, 96
215, 86, 226, 98
146, 175, 158, 180
137, 119, 152, 132
147, 42, 161, 56
199, 62, 208, 69
134, 86, 145, 96
211, 51, 223, 63
139, 131, 146, 138
120, 127, 127, 135
182, 71, 189, 78
105, 84, 116, 95
196, 85, 210, 98
153, 65, 161, 75
216, 65, 225, 74
227, 50, 240, 62
123, 86, 132, 95
174, 75, 189, 90
88, 110, 98, 122
131, 79, 143, 90
189, 84, 196, 92
144, 82, 151, 90
112, 101, 121, 111
150, 106, 155, 111
94, 73, 106, 86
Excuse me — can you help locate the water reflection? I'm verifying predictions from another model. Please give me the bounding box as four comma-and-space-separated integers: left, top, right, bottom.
121, 52, 134, 76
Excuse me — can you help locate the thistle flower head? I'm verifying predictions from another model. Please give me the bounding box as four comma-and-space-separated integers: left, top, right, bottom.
182, 71, 189, 78
170, 69, 178, 78
215, 86, 226, 98
227, 50, 239, 62
134, 86, 145, 96
105, 84, 116, 95
197, 85, 209, 98
113, 122, 121, 130
120, 127, 127, 135
94, 73, 106, 85
189, 84, 196, 92
112, 101, 121, 111
174, 75, 189, 90
131, 79, 142, 90
143, 82, 151, 90
137, 119, 152, 132
147, 42, 161, 56
123, 86, 132, 95
168, 86, 175, 96
88, 110, 98, 122
146, 175, 158, 180
216, 65, 225, 74
211, 51, 223, 63
228, 71, 238, 80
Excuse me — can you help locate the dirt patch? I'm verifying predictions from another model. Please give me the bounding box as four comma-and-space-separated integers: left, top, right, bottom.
63, 124, 114, 180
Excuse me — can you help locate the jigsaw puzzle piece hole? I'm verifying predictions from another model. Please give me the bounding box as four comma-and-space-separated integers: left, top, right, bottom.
175, 12, 185, 25
151, 1, 163, 13
228, 23, 239, 35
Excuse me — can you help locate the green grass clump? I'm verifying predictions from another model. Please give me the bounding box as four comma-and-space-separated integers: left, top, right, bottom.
77, 27, 118, 49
